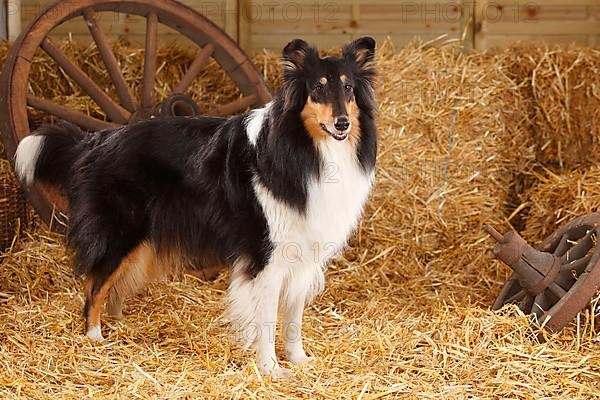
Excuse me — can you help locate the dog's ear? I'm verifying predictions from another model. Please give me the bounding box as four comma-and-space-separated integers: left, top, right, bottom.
282, 39, 312, 71
343, 37, 376, 114
343, 36, 376, 70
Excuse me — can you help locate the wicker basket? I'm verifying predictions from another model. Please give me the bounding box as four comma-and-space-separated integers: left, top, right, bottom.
0, 160, 29, 252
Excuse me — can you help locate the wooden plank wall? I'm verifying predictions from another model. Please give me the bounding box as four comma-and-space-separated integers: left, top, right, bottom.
240, 0, 465, 53
16, 0, 600, 53
17, 0, 237, 46
475, 0, 600, 49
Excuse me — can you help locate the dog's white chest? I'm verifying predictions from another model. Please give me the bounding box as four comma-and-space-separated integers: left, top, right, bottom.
254, 139, 373, 268
304, 140, 373, 253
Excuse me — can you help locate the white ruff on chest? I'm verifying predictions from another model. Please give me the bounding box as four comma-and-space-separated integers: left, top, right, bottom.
252, 137, 373, 303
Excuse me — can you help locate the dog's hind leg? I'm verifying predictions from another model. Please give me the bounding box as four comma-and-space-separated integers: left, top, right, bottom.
84, 241, 157, 339
83, 274, 112, 340
105, 242, 158, 320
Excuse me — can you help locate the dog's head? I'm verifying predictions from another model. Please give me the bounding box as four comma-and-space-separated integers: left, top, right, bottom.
280, 37, 376, 142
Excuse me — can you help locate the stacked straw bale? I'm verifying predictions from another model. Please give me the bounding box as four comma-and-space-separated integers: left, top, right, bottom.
489, 45, 600, 244
492, 45, 600, 171
357, 40, 534, 292
522, 167, 600, 242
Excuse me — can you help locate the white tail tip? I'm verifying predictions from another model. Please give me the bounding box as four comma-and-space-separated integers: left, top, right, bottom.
15, 135, 45, 186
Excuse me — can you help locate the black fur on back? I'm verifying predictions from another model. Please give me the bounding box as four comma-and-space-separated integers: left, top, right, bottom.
64, 116, 274, 280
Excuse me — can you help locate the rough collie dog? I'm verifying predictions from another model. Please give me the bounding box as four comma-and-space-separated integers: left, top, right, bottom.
15, 36, 377, 377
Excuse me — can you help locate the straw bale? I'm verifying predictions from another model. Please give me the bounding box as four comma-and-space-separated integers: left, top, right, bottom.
493, 45, 600, 170
522, 166, 600, 243
358, 39, 533, 287
0, 38, 599, 399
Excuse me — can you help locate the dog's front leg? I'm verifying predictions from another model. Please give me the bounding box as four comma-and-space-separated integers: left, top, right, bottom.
228, 262, 292, 379
283, 291, 313, 365
252, 267, 293, 379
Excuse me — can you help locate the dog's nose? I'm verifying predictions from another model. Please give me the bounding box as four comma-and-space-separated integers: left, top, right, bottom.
334, 116, 350, 132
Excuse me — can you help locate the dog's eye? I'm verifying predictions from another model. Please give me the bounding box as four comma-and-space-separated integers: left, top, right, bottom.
314, 83, 325, 93
344, 84, 353, 93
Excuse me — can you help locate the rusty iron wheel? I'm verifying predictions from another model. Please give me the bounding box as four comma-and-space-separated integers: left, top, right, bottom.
0, 0, 272, 232
486, 213, 600, 333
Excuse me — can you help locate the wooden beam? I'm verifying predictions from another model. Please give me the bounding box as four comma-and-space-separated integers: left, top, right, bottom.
490, 0, 599, 5
224, 0, 238, 42
7, 0, 20, 42
0, 0, 7, 40
484, 21, 600, 36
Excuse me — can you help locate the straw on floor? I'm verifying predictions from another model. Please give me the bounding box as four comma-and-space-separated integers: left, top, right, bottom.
0, 38, 599, 399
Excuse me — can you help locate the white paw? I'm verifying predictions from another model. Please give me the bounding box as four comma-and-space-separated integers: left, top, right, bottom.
288, 353, 314, 366
86, 325, 104, 341
257, 358, 294, 379
269, 366, 294, 379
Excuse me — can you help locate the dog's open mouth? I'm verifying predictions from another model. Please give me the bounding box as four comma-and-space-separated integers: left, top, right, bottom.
320, 123, 348, 141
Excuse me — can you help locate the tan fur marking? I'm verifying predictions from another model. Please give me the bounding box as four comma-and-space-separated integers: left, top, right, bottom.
85, 242, 201, 332
301, 97, 332, 142
84, 276, 100, 329
340, 74, 348, 83
85, 242, 164, 329
105, 242, 160, 318
105, 243, 196, 319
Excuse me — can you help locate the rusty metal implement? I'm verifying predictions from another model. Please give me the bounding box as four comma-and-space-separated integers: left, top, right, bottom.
485, 213, 600, 332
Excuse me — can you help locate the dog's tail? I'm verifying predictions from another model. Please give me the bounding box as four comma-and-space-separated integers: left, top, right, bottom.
15, 121, 85, 187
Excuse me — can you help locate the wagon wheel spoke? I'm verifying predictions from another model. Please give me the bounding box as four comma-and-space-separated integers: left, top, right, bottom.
206, 94, 257, 117
504, 289, 526, 304
40, 38, 130, 124
561, 230, 593, 263
139, 11, 158, 114
173, 43, 214, 94
83, 8, 136, 113
27, 95, 119, 131
548, 282, 567, 298
560, 253, 592, 274
532, 291, 550, 318
552, 233, 571, 257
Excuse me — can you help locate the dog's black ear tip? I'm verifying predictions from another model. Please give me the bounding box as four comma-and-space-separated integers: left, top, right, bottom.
283, 39, 310, 55
343, 36, 376, 58
343, 37, 376, 66
356, 36, 376, 50
282, 39, 315, 70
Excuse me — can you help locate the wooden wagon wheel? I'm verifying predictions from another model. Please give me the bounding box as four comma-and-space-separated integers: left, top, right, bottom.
485, 213, 600, 333
0, 0, 272, 232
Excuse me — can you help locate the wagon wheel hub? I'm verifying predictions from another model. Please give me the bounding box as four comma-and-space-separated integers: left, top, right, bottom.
486, 213, 600, 333
130, 93, 201, 124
